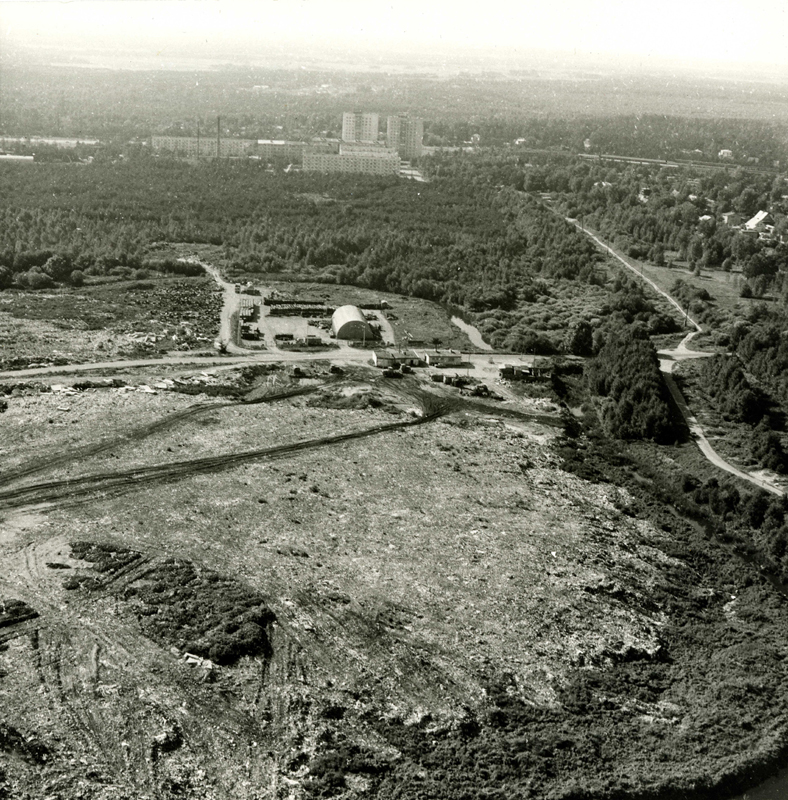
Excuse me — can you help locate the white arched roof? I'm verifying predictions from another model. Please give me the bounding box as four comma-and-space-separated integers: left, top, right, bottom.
331, 305, 373, 339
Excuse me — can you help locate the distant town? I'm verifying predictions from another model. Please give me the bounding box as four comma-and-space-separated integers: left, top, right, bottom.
149, 111, 424, 177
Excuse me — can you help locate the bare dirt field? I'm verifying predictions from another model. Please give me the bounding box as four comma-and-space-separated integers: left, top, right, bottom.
1, 356, 787, 800
0, 368, 672, 798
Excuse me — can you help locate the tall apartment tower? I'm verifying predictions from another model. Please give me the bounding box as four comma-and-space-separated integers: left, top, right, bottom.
342, 111, 379, 143
387, 114, 423, 160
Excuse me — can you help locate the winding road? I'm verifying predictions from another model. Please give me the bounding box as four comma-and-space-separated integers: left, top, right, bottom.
568, 218, 784, 497
5, 243, 784, 496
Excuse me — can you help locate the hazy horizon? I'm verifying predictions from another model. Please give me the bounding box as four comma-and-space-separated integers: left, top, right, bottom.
2, 0, 788, 77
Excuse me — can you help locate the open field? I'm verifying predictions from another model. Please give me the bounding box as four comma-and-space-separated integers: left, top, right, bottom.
616, 259, 751, 327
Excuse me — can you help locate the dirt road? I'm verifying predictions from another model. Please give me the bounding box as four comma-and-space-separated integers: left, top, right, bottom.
568, 216, 785, 496
179, 257, 248, 353
660, 357, 782, 495
566, 219, 701, 333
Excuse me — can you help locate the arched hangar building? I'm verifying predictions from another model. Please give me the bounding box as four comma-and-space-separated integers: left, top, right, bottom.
331, 305, 374, 340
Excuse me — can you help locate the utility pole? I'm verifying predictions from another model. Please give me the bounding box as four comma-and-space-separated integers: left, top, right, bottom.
216, 115, 221, 161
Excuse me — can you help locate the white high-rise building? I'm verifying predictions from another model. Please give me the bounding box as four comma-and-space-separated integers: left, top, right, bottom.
387, 115, 423, 160
342, 112, 379, 143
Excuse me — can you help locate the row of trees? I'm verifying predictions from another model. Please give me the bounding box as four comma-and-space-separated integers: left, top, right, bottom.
586, 329, 679, 443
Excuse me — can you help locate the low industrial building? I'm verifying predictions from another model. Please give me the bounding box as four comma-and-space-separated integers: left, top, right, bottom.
373, 349, 422, 367
421, 349, 462, 367
331, 305, 375, 340
499, 358, 553, 381
398, 350, 422, 367
373, 350, 397, 367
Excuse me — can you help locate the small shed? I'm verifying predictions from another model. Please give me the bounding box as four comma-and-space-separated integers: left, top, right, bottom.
373, 350, 397, 367
331, 305, 374, 340
398, 350, 422, 367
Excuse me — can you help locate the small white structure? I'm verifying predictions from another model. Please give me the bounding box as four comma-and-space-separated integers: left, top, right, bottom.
745, 210, 774, 232
373, 350, 397, 367
398, 350, 422, 367
421, 349, 462, 367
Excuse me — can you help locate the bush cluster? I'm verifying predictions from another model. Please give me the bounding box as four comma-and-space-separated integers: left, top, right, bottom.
119, 558, 275, 666
586, 329, 679, 443
63, 544, 275, 666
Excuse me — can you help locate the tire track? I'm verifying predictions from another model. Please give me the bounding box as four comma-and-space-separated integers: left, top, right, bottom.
0, 410, 444, 511
0, 383, 321, 488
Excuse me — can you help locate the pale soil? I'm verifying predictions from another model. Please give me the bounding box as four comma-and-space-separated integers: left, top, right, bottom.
0, 310, 125, 362
0, 375, 680, 798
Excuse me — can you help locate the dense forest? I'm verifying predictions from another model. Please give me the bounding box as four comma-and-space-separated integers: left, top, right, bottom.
0, 157, 680, 352
585, 329, 678, 443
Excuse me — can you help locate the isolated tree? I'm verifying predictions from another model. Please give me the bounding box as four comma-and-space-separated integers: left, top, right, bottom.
564, 319, 593, 356
42, 254, 73, 282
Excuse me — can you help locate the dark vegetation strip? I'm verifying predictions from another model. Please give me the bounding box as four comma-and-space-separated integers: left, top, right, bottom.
586, 329, 681, 443
0, 410, 445, 510
62, 542, 275, 667
0, 383, 322, 487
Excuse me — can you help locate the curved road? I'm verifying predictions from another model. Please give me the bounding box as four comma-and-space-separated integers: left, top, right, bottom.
6, 244, 785, 496
179, 257, 248, 354
567, 218, 784, 497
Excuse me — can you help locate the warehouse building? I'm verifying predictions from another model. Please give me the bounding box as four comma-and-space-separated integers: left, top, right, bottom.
421, 349, 462, 367
331, 305, 374, 340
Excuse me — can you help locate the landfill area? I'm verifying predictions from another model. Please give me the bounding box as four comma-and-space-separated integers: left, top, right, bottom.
0, 353, 682, 800
0, 277, 223, 369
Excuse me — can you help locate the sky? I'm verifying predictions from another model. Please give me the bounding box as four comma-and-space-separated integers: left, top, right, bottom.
2, 0, 788, 68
